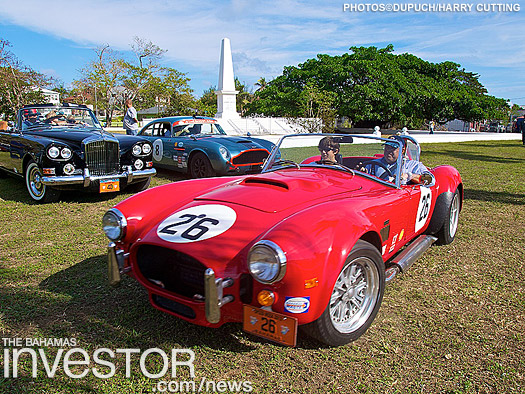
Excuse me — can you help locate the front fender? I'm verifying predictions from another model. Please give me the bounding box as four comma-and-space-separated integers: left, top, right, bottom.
256, 201, 380, 324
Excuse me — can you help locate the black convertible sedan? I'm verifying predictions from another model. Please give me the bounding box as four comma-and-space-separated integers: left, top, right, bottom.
0, 104, 156, 202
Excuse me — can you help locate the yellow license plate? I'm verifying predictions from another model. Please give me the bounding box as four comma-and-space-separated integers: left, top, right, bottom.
243, 305, 298, 347
100, 179, 120, 193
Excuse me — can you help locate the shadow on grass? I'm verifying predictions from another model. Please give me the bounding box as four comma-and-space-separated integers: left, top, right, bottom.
464, 189, 525, 205
430, 149, 525, 164
18, 256, 254, 352
1, 254, 326, 351
0, 168, 187, 204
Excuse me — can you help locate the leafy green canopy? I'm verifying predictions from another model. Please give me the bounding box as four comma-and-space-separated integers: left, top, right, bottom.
248, 45, 508, 128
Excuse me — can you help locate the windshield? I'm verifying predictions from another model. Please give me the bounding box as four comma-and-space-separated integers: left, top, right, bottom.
172, 119, 226, 137
20, 106, 102, 132
263, 134, 416, 187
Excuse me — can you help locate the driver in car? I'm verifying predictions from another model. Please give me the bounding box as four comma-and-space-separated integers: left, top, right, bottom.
318, 137, 343, 164
362, 135, 431, 185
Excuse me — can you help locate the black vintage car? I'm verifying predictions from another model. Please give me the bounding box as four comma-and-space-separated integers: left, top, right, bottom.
0, 104, 156, 202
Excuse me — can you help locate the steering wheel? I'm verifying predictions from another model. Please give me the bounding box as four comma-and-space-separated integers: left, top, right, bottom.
316, 159, 338, 165
359, 160, 393, 179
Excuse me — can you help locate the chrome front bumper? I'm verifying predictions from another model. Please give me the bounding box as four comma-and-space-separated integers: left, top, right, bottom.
42, 167, 156, 187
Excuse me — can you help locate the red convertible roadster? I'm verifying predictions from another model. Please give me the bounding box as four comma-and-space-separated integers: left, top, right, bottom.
102, 134, 462, 346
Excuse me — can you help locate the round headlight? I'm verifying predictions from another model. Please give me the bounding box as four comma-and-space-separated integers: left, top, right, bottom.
132, 144, 142, 156
134, 159, 144, 170
102, 209, 127, 241
142, 143, 152, 154
61, 147, 72, 159
48, 146, 60, 159
248, 240, 286, 284
63, 163, 75, 175
219, 146, 230, 161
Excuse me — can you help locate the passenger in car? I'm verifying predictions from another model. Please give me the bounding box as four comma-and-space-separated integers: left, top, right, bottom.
317, 136, 343, 164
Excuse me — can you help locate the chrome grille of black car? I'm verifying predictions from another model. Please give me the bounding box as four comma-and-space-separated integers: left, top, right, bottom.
84, 140, 120, 176
136, 245, 207, 298
232, 149, 269, 165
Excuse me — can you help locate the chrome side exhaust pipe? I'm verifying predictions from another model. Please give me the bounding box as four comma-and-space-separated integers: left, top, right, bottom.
385, 235, 437, 283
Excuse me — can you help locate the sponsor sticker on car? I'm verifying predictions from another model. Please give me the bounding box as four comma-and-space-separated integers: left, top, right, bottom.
284, 297, 311, 314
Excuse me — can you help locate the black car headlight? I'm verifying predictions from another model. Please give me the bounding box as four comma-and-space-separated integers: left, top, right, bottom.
132, 144, 142, 156
47, 145, 73, 160
61, 147, 72, 159
102, 208, 127, 241
248, 240, 287, 284
142, 143, 152, 155
48, 146, 60, 159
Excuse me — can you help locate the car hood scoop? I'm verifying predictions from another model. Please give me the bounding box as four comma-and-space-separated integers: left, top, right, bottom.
194, 169, 361, 213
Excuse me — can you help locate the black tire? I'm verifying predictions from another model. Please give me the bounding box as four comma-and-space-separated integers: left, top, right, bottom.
25, 161, 60, 203
436, 189, 460, 245
126, 177, 151, 193
189, 152, 215, 178
303, 240, 385, 346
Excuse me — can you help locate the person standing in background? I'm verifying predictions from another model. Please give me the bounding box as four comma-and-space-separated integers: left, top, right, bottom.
123, 99, 139, 135
429, 120, 435, 135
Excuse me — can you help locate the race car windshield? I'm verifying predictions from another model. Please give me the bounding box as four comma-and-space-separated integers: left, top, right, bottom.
173, 121, 226, 137
263, 134, 409, 186
21, 107, 102, 132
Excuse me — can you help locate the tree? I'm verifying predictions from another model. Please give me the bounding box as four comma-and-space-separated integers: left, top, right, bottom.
195, 86, 218, 116
0, 38, 48, 120
247, 45, 508, 128
235, 78, 253, 116
77, 45, 127, 123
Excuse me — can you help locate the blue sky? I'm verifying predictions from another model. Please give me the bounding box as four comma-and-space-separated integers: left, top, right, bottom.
1, 0, 524, 105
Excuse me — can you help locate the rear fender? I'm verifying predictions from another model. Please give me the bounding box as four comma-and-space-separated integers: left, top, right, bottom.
427, 165, 463, 234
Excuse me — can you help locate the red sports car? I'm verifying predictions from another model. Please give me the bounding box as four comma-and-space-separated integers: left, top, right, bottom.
102, 134, 462, 346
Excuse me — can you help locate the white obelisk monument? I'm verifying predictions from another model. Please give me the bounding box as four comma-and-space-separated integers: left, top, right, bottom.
215, 38, 240, 119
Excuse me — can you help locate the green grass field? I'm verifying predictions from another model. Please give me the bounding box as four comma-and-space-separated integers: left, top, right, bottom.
0, 140, 524, 393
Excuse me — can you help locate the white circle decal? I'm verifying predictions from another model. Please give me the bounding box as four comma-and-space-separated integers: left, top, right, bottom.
153, 139, 163, 162
157, 205, 237, 243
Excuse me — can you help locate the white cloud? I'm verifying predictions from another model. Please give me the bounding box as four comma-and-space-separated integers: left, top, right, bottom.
0, 0, 523, 100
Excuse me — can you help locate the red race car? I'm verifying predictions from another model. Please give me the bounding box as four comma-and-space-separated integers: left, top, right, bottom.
102, 134, 462, 347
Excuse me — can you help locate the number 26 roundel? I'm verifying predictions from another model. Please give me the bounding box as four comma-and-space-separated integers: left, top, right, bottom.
157, 204, 237, 243
414, 187, 432, 233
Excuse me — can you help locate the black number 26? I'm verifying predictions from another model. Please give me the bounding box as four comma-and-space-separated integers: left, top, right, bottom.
160, 213, 219, 241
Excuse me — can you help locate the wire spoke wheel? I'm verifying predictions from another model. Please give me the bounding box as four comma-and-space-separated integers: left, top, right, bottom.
329, 256, 380, 334
448, 192, 460, 239
302, 240, 385, 346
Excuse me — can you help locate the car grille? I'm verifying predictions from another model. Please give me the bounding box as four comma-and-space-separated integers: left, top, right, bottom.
136, 245, 207, 298
232, 149, 269, 165
84, 140, 120, 176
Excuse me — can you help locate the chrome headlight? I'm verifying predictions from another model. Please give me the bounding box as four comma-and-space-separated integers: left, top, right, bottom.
132, 144, 142, 156
63, 163, 75, 175
48, 146, 60, 159
248, 240, 286, 284
134, 159, 144, 170
219, 146, 230, 161
102, 209, 127, 241
142, 143, 152, 155
61, 147, 72, 159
